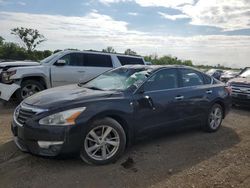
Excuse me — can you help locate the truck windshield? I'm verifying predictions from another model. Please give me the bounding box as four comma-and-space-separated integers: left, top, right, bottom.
40, 51, 63, 64
83, 67, 152, 91
240, 68, 250, 78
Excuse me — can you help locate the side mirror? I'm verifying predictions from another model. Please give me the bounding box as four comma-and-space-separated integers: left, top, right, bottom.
55, 59, 66, 66
137, 95, 155, 110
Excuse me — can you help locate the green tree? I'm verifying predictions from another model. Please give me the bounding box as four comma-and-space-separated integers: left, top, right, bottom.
124, 49, 137, 56
0, 36, 4, 46
102, 46, 116, 53
11, 27, 46, 51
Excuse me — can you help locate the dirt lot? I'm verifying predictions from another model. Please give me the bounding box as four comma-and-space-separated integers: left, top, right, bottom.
0, 101, 249, 188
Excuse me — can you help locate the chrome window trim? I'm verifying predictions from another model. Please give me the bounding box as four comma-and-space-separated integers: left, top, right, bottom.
134, 67, 213, 94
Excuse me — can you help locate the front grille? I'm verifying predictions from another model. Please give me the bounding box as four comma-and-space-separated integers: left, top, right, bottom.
15, 103, 47, 126
231, 85, 250, 95
17, 107, 36, 124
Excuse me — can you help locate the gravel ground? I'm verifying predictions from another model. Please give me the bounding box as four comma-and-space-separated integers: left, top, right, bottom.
0, 101, 249, 188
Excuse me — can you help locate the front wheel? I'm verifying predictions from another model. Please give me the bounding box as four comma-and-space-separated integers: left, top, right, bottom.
16, 80, 45, 102
80, 118, 126, 165
204, 104, 223, 132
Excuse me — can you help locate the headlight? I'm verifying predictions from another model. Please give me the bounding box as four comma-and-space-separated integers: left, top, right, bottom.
39, 107, 86, 126
1, 70, 16, 84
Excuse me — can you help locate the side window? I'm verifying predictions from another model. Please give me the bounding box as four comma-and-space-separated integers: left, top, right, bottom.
58, 53, 83, 66
144, 69, 178, 91
117, 56, 144, 65
203, 74, 212, 84
180, 69, 204, 87
84, 54, 112, 67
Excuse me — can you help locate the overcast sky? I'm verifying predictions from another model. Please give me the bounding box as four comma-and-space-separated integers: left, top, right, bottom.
0, 0, 250, 68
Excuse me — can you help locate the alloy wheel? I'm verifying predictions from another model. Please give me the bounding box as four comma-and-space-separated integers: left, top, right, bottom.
84, 125, 120, 161
209, 106, 223, 130
21, 84, 41, 99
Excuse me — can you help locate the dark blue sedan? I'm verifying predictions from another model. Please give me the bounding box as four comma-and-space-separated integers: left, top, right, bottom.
12, 65, 231, 165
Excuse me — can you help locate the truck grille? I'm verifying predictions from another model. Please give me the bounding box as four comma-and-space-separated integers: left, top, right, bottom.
232, 85, 250, 95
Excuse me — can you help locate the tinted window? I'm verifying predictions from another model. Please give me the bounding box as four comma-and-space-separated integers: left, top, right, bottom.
203, 74, 212, 84
117, 56, 144, 65
144, 69, 178, 91
58, 53, 83, 66
84, 54, 112, 67
180, 69, 204, 87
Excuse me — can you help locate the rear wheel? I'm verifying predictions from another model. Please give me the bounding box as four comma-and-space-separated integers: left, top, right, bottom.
80, 118, 126, 165
16, 80, 45, 102
204, 104, 223, 132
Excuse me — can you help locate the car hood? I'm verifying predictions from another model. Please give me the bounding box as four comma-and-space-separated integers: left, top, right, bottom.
229, 77, 250, 85
23, 84, 118, 109
0, 61, 40, 70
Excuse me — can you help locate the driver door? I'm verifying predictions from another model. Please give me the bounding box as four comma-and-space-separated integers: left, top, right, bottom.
133, 68, 184, 133
50, 53, 86, 87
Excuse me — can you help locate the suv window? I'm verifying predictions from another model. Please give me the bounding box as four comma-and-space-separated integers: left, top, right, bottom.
84, 53, 112, 67
117, 56, 144, 65
58, 53, 83, 66
180, 69, 204, 87
144, 69, 178, 91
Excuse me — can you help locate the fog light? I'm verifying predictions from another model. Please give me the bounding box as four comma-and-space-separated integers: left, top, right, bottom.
38, 141, 63, 149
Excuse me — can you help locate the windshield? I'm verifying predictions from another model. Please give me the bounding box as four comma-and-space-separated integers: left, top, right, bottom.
40, 51, 63, 64
240, 68, 250, 78
84, 67, 152, 91
206, 69, 216, 75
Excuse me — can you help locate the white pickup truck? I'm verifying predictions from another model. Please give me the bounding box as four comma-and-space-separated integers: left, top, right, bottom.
0, 50, 146, 102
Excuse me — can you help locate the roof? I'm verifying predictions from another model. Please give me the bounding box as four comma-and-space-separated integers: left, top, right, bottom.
62, 49, 143, 58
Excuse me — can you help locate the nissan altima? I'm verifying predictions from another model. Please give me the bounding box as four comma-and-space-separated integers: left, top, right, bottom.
12, 65, 231, 165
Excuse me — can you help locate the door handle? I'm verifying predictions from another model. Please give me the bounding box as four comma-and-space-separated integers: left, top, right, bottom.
77, 71, 85, 73
206, 90, 213, 94
175, 96, 184, 100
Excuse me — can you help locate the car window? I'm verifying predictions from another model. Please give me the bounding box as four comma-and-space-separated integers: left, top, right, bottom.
117, 56, 144, 65
144, 69, 178, 91
58, 53, 83, 66
84, 53, 112, 67
203, 74, 212, 84
180, 69, 204, 87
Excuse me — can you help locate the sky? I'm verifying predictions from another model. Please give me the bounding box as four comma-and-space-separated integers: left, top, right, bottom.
0, 0, 250, 68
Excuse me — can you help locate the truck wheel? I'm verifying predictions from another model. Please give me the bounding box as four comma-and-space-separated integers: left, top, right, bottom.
80, 117, 126, 165
16, 80, 45, 102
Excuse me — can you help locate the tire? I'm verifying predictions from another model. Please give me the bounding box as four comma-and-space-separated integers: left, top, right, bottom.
16, 80, 45, 102
80, 117, 126, 165
204, 103, 223, 132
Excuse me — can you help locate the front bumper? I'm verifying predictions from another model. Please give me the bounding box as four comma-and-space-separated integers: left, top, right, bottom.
232, 93, 250, 106
0, 83, 20, 101
11, 117, 84, 157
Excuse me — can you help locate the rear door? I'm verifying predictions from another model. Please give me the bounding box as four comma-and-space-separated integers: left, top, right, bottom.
117, 56, 144, 65
50, 53, 86, 87
176, 68, 211, 124
82, 53, 113, 82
